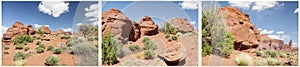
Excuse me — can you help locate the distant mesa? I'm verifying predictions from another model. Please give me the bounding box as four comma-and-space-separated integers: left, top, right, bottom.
220, 6, 297, 51
2, 22, 72, 45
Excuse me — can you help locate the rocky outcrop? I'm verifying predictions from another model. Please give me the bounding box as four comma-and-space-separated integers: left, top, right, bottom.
40, 26, 51, 34
170, 18, 194, 33
220, 6, 260, 50
102, 8, 159, 43
139, 16, 159, 36
27, 25, 35, 35
2, 22, 36, 45
52, 30, 72, 35
161, 43, 185, 65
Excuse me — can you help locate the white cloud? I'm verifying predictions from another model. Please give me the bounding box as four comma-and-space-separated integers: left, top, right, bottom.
252, 1, 279, 11
228, 1, 253, 10
190, 21, 196, 25
260, 29, 274, 34
38, 1, 69, 18
179, 1, 199, 9
33, 24, 49, 29
257, 28, 262, 31
62, 28, 72, 32
85, 4, 98, 25
268, 35, 280, 39
294, 8, 299, 13
228, 1, 281, 12
280, 35, 291, 41
2, 26, 9, 33
76, 23, 83, 26
275, 31, 284, 34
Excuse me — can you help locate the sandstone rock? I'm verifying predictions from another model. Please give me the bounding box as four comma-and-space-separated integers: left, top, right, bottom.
27, 25, 35, 35
139, 16, 159, 36
129, 22, 140, 42
258, 34, 293, 51
12, 22, 24, 28
40, 26, 51, 34
170, 18, 194, 33
2, 32, 13, 45
162, 43, 185, 65
52, 30, 72, 35
220, 6, 260, 50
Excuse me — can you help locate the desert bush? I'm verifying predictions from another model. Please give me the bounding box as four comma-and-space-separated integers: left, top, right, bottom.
256, 51, 264, 56
143, 40, 157, 50
267, 57, 277, 66
24, 47, 30, 51
128, 44, 140, 52
143, 50, 155, 59
54, 48, 63, 54
102, 31, 119, 65
87, 37, 95, 41
264, 50, 278, 58
15, 59, 25, 66
165, 34, 171, 39
171, 35, 177, 40
15, 44, 24, 50
279, 52, 287, 58
47, 46, 54, 51
202, 41, 212, 57
13, 35, 34, 45
79, 24, 97, 37
4, 45, 9, 50
163, 22, 177, 35
13, 52, 25, 60
233, 53, 252, 66
36, 40, 41, 45
60, 35, 71, 39
142, 37, 151, 43
73, 44, 98, 66
36, 47, 44, 53
45, 56, 60, 66
255, 59, 267, 66
221, 32, 235, 57
37, 28, 44, 35
38, 44, 45, 49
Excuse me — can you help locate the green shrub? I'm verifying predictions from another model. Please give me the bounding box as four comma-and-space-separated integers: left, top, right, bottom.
73, 44, 98, 65
36, 41, 41, 45
222, 32, 235, 57
102, 31, 119, 65
45, 56, 60, 66
267, 57, 277, 66
12, 35, 33, 45
128, 44, 140, 52
54, 48, 63, 54
233, 53, 252, 66
15, 59, 25, 66
60, 35, 71, 39
165, 34, 171, 39
24, 47, 30, 51
143, 41, 157, 50
202, 41, 212, 57
36, 47, 44, 53
13, 52, 25, 60
47, 46, 54, 51
4, 45, 9, 50
79, 24, 97, 37
142, 37, 151, 43
264, 50, 278, 58
171, 35, 177, 40
143, 50, 155, 59
87, 37, 95, 41
279, 52, 287, 58
164, 22, 177, 35
38, 44, 45, 49
15, 44, 24, 49
256, 51, 264, 56
255, 59, 267, 66
37, 28, 44, 35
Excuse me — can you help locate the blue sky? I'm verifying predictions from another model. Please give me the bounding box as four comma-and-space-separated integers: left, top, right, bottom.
102, 1, 199, 29
2, 1, 98, 33
216, 1, 298, 47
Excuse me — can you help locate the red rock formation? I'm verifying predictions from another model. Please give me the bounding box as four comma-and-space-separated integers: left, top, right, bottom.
170, 18, 194, 33
2, 22, 36, 45
40, 26, 51, 34
52, 30, 72, 35
220, 6, 260, 50
258, 34, 294, 51
27, 25, 35, 35
139, 16, 159, 36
